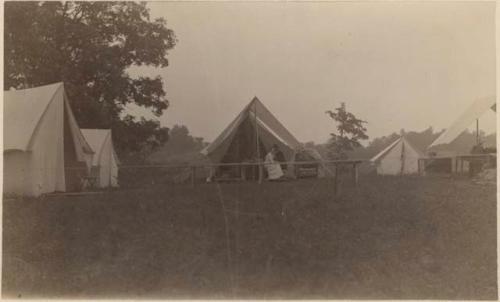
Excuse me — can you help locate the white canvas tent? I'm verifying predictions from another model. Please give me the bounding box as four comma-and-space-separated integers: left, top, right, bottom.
81, 129, 120, 188
370, 136, 423, 175
429, 96, 496, 148
4, 82, 94, 196
201, 97, 303, 177
202, 97, 302, 162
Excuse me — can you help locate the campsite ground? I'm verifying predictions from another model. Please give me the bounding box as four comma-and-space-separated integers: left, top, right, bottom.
2, 175, 497, 299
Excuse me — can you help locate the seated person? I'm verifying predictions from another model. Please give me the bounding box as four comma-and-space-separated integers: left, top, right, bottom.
206, 166, 216, 182
273, 144, 287, 172
264, 145, 284, 180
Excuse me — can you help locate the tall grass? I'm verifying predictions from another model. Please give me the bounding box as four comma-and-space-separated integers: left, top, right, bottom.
2, 176, 496, 299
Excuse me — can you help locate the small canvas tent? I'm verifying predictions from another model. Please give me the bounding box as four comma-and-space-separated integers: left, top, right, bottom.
370, 136, 423, 175
201, 97, 302, 177
429, 96, 496, 148
293, 148, 334, 178
81, 129, 120, 188
4, 82, 94, 196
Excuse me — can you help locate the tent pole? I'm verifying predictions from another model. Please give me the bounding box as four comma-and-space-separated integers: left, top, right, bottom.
254, 99, 261, 182
255, 100, 261, 181
400, 139, 405, 175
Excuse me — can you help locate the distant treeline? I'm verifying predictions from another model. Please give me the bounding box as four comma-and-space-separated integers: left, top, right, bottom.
148, 125, 209, 165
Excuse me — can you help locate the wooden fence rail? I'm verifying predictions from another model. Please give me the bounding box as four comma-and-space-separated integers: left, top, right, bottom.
117, 159, 364, 169
118, 159, 365, 188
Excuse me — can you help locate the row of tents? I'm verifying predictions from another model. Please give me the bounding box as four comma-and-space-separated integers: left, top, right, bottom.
4, 82, 119, 197
3, 82, 496, 195
201, 95, 496, 178
199, 97, 422, 178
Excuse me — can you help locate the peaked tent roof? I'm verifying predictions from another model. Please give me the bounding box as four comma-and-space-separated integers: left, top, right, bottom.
428, 96, 496, 149
4, 82, 61, 151
4, 82, 93, 155
201, 97, 301, 158
371, 136, 424, 163
81, 129, 119, 166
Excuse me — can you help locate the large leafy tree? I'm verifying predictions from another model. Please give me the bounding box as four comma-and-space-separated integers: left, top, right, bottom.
325, 103, 368, 160
4, 1, 176, 161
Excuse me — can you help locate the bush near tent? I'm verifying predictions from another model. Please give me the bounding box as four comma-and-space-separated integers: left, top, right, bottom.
473, 168, 496, 185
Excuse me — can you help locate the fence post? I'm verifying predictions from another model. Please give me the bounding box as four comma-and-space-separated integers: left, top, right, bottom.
421, 159, 427, 176
258, 162, 263, 184
334, 164, 338, 197
352, 163, 358, 186
191, 166, 196, 187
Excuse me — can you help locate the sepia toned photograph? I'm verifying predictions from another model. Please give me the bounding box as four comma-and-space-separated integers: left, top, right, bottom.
2, 0, 497, 300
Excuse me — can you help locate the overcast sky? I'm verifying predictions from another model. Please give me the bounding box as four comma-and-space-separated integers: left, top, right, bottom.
128, 1, 496, 144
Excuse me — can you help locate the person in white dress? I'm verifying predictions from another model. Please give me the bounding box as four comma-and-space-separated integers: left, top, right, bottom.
264, 145, 284, 180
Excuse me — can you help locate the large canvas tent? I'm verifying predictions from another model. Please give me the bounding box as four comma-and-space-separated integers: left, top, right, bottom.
201, 97, 303, 177
429, 96, 496, 148
370, 136, 423, 175
4, 82, 94, 196
81, 129, 120, 188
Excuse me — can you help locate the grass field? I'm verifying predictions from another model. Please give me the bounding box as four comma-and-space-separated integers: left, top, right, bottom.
2, 175, 497, 299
